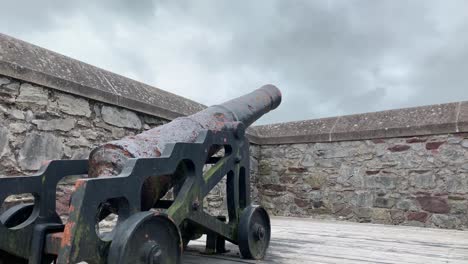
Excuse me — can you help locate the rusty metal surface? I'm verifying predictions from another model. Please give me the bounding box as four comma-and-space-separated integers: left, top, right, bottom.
88, 85, 281, 210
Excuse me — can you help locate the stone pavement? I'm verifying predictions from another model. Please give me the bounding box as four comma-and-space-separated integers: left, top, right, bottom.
184, 217, 468, 263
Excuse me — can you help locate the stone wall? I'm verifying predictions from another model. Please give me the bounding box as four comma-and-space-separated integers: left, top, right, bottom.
0, 75, 167, 214
257, 135, 468, 229
251, 102, 468, 230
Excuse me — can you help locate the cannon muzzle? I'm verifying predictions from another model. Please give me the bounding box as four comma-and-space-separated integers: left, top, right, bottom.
203, 84, 282, 128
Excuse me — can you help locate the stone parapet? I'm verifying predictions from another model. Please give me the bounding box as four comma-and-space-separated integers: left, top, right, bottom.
250, 102, 468, 145
0, 33, 205, 121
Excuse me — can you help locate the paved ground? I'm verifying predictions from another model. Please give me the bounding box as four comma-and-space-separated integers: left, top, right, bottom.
184, 217, 468, 264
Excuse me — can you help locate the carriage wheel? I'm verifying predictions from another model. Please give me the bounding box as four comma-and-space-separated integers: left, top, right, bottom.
238, 205, 271, 260
108, 211, 182, 264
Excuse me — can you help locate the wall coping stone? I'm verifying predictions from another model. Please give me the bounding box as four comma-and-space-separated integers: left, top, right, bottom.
0, 33, 206, 120
249, 101, 468, 145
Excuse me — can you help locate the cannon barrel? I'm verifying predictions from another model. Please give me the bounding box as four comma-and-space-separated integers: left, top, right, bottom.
88, 84, 281, 210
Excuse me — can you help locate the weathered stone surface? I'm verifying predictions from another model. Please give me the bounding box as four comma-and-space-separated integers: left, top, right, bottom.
409, 171, 435, 189
371, 208, 391, 223
304, 173, 327, 190
0, 77, 9, 86
406, 137, 427, 143
9, 123, 29, 134
10, 109, 25, 120
258, 132, 468, 229
462, 140, 468, 148
388, 145, 410, 152
33, 118, 76, 132
16, 83, 48, 105
446, 174, 468, 194
373, 197, 395, 208
253, 101, 460, 145
101, 106, 142, 129
426, 141, 445, 150
396, 200, 419, 211
144, 115, 165, 125
56, 93, 91, 117
71, 148, 91, 160
0, 125, 9, 157
18, 133, 64, 170
407, 212, 428, 222
430, 214, 461, 229
0, 81, 19, 96
416, 196, 450, 213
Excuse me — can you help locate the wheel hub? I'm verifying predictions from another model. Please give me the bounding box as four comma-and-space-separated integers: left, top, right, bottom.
107, 212, 182, 264
254, 225, 265, 241
145, 243, 162, 264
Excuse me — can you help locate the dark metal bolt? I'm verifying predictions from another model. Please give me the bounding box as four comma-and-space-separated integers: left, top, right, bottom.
148, 245, 162, 264
254, 225, 265, 241
192, 201, 200, 211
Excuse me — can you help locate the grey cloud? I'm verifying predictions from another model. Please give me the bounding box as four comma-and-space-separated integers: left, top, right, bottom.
1, 0, 468, 125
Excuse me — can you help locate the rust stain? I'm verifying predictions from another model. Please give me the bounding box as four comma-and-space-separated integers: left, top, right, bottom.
51, 232, 63, 239
74, 180, 86, 189
61, 221, 75, 248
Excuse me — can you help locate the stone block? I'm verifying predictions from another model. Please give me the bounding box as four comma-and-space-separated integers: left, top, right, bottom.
33, 118, 76, 132
396, 199, 419, 211
462, 139, 468, 148
333, 203, 353, 217
16, 83, 48, 105
0, 82, 19, 96
365, 175, 398, 190
352, 192, 374, 208
406, 137, 428, 143
388, 144, 411, 152
416, 196, 450, 213
446, 174, 468, 194
409, 171, 436, 189
353, 207, 372, 222
261, 184, 287, 196
304, 173, 328, 190
0, 77, 9, 86
407, 212, 428, 222
9, 123, 29, 134
294, 198, 310, 208
56, 93, 92, 117
373, 197, 395, 208
143, 115, 165, 125
0, 125, 9, 157
10, 109, 25, 120
18, 133, 64, 170
66, 136, 90, 147
101, 105, 142, 129
449, 201, 468, 214
426, 141, 445, 150
288, 166, 307, 173
390, 210, 405, 224
430, 214, 462, 229
371, 208, 391, 223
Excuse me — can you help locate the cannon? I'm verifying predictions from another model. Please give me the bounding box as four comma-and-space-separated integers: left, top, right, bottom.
0, 85, 281, 264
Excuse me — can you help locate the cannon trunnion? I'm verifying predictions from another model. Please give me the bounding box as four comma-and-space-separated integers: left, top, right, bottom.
0, 85, 280, 264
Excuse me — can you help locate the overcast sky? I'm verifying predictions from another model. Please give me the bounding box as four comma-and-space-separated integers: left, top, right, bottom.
1, 1, 468, 124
